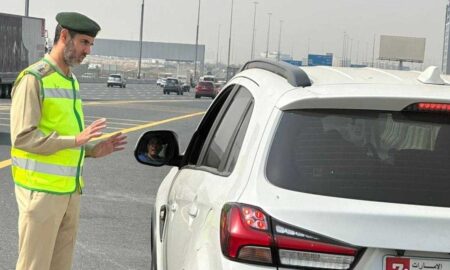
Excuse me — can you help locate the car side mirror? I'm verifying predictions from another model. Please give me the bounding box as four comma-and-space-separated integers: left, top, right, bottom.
134, 130, 181, 167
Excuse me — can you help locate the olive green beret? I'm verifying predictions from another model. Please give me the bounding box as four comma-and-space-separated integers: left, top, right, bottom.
56, 12, 101, 37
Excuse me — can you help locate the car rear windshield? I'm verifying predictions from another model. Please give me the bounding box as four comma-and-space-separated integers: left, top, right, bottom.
166, 79, 178, 84
199, 82, 213, 87
266, 109, 450, 207
109, 75, 121, 78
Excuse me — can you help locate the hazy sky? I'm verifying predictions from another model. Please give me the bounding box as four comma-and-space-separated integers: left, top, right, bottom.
3, 0, 448, 67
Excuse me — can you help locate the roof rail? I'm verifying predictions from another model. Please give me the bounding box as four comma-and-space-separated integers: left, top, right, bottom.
240, 59, 312, 87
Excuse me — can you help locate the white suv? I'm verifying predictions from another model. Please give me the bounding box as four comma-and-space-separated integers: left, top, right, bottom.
135, 59, 450, 270
107, 74, 126, 88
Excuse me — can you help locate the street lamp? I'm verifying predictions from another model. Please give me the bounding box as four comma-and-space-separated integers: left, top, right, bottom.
265, 12, 272, 58
216, 24, 221, 67
277, 20, 283, 61
226, 0, 234, 81
194, 0, 201, 82
137, 0, 145, 79
25, 0, 30, 16
250, 1, 258, 60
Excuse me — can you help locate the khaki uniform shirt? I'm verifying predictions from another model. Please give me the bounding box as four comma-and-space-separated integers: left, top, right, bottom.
10, 55, 94, 156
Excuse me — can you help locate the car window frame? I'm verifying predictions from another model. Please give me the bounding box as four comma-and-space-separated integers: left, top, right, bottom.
181, 84, 238, 167
222, 101, 254, 173
196, 86, 254, 175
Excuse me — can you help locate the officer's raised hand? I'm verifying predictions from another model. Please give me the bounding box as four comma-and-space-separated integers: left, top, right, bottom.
75, 118, 107, 146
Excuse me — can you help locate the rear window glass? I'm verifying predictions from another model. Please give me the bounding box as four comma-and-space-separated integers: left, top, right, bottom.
199, 82, 213, 87
109, 75, 121, 78
266, 109, 450, 207
166, 79, 178, 84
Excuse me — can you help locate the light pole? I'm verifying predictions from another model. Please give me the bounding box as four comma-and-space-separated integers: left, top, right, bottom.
137, 0, 145, 79
342, 32, 347, 67
277, 20, 283, 61
349, 38, 353, 66
372, 34, 376, 67
250, 1, 258, 60
265, 12, 272, 58
216, 24, 221, 67
25, 0, 30, 16
226, 0, 234, 81
194, 0, 201, 82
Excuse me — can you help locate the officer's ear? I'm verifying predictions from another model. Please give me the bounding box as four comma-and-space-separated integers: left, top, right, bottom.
59, 28, 71, 44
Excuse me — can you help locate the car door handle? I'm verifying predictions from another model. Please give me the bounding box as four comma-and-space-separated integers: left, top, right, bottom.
188, 204, 198, 218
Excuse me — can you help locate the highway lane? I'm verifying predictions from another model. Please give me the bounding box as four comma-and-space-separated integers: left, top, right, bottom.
0, 83, 211, 269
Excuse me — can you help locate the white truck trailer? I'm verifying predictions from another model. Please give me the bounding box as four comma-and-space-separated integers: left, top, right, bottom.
0, 13, 46, 98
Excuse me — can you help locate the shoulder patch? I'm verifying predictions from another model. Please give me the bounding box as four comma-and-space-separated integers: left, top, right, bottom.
27, 60, 54, 78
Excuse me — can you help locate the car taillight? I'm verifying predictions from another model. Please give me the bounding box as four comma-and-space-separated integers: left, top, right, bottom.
220, 203, 362, 269
404, 102, 450, 113
220, 204, 273, 264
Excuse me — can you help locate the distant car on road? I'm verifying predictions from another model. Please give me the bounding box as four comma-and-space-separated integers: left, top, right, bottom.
200, 75, 216, 83
107, 74, 126, 88
214, 82, 225, 94
157, 78, 166, 87
163, 78, 183, 95
177, 75, 191, 92
195, 81, 216, 99
181, 83, 190, 92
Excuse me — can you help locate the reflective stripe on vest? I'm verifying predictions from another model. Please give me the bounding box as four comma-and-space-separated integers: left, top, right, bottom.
45, 88, 81, 99
12, 157, 79, 177
11, 59, 85, 194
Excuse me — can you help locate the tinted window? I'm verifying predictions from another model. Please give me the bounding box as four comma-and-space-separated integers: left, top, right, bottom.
225, 103, 253, 172
202, 88, 253, 170
183, 85, 234, 165
166, 79, 178, 84
110, 75, 121, 78
199, 82, 213, 88
266, 110, 450, 207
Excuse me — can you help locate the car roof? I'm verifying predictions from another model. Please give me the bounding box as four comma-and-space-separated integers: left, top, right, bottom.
234, 63, 450, 112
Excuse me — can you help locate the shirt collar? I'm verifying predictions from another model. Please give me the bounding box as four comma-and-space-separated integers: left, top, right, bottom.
44, 54, 73, 78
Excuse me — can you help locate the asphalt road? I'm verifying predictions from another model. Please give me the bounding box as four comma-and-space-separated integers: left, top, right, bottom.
0, 83, 211, 269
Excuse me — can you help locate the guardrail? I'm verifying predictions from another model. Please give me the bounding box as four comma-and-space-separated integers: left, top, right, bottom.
77, 78, 157, 84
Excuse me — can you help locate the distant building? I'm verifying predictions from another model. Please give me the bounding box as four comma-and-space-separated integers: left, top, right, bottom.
442, 0, 450, 74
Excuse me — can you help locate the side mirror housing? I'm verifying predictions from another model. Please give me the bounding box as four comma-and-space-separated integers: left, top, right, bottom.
134, 130, 181, 167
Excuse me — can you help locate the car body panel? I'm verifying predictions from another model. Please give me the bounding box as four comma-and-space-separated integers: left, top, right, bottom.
152, 167, 179, 270
161, 77, 264, 270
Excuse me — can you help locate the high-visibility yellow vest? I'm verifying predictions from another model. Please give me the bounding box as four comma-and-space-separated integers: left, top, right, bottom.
11, 58, 85, 194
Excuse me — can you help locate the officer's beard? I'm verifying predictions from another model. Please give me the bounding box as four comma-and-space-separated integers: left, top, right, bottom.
63, 39, 86, 67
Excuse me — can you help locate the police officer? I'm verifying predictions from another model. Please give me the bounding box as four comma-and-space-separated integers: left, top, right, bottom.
10, 12, 127, 270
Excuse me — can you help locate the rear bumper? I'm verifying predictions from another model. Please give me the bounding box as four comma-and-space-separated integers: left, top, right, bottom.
195, 90, 215, 97
164, 87, 181, 92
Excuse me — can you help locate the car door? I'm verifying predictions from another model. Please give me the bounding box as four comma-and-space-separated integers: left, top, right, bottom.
164, 82, 255, 270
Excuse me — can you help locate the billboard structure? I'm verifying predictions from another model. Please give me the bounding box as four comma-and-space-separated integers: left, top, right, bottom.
379, 35, 426, 69
91, 38, 206, 76
283, 60, 303, 66
308, 54, 333, 66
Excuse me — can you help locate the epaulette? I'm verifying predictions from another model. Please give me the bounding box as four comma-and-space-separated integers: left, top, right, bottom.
26, 60, 54, 79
